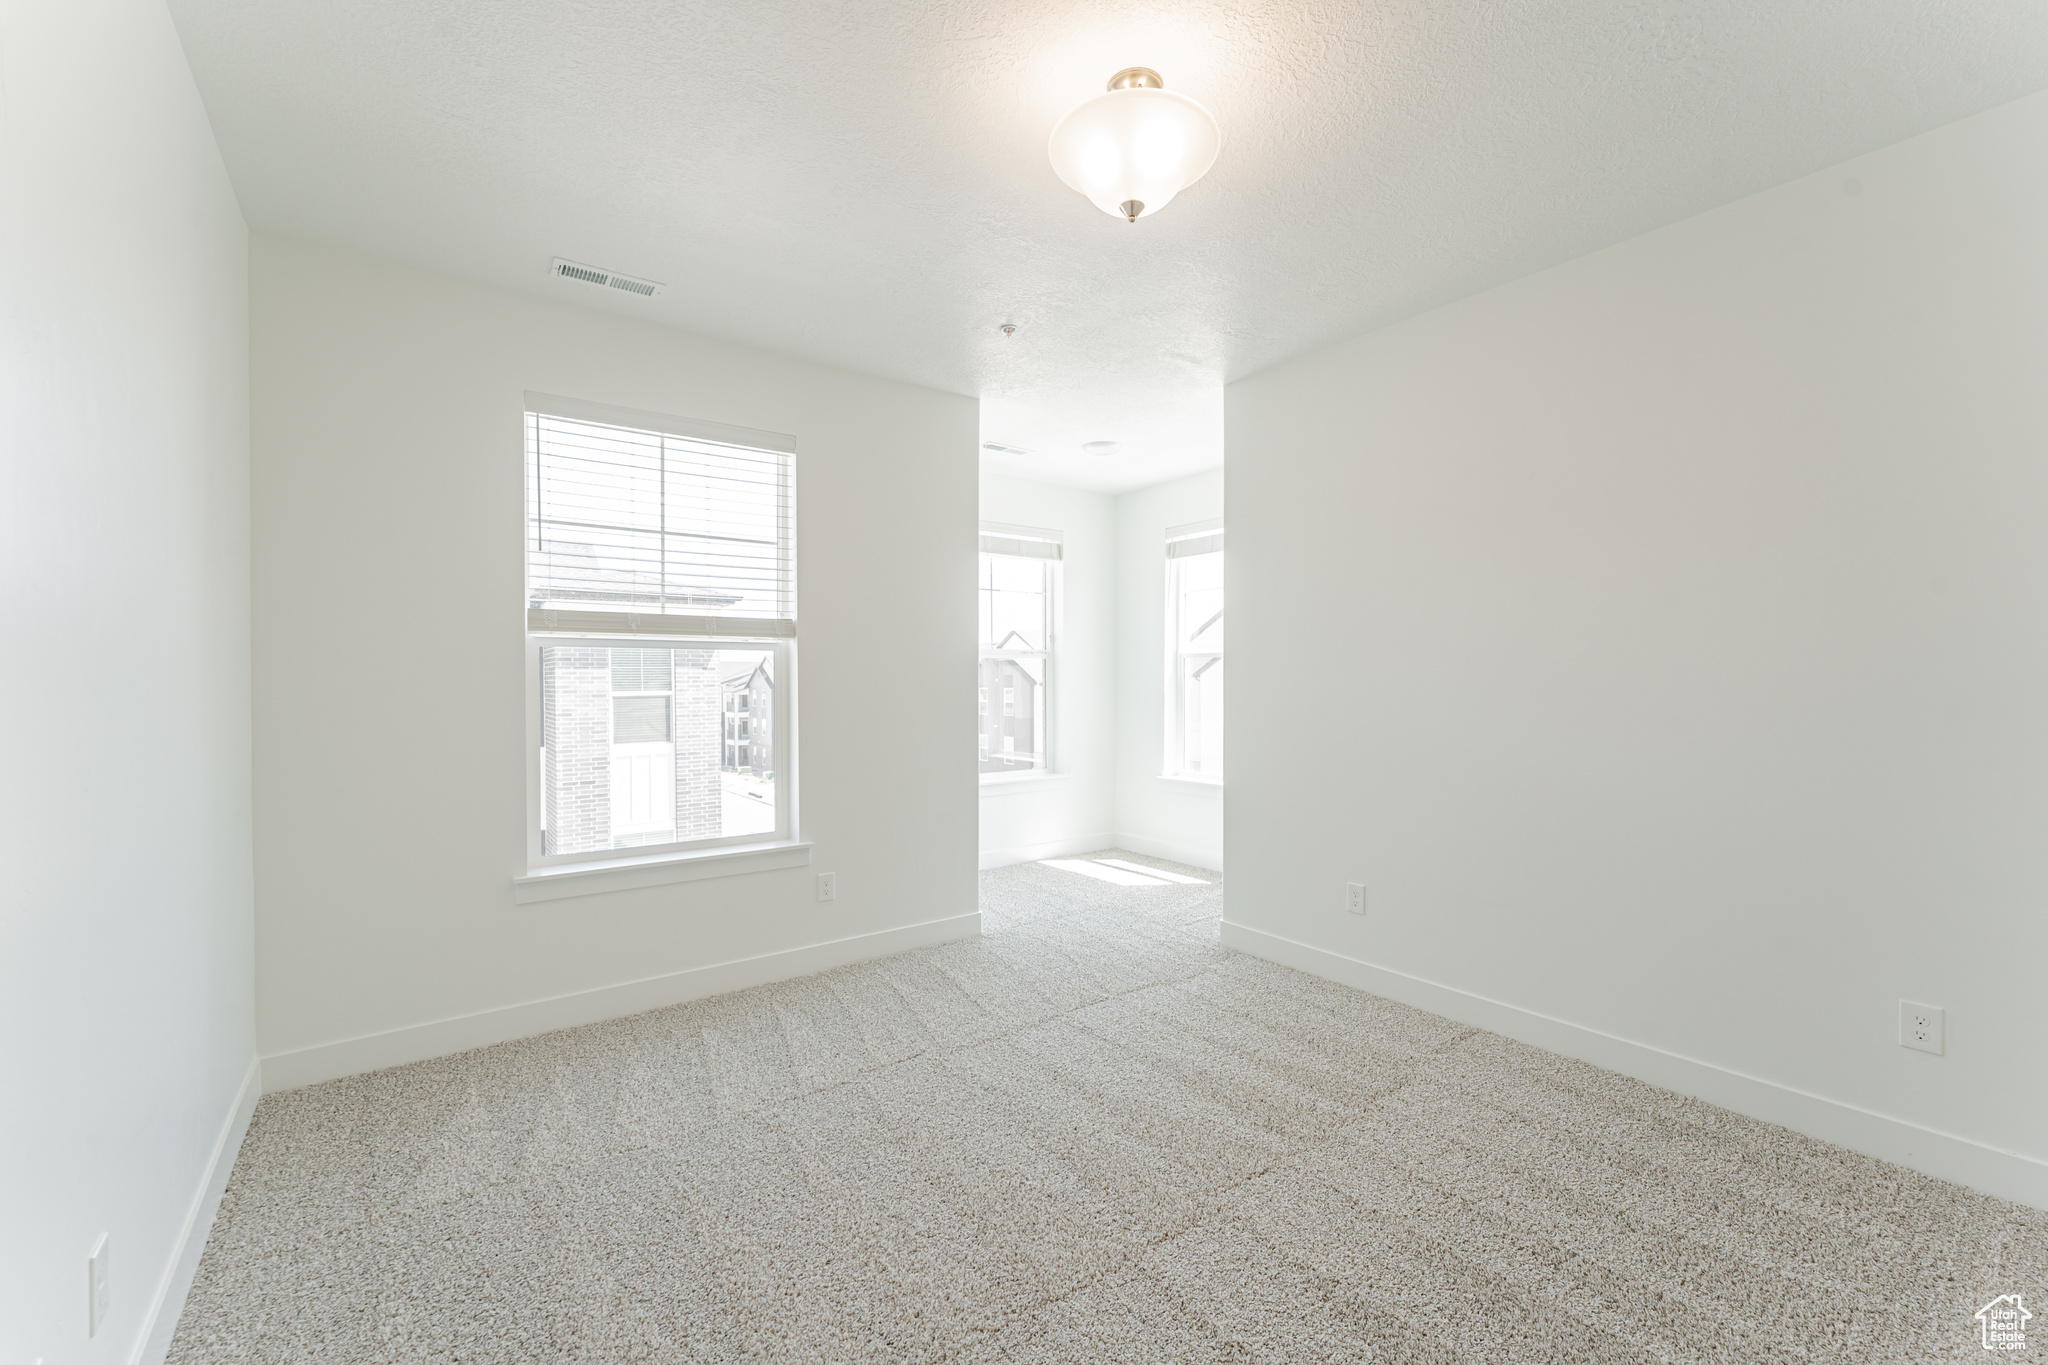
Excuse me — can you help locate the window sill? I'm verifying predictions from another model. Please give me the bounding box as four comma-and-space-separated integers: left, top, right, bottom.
1158, 774, 1224, 793
513, 840, 812, 905
980, 771, 1068, 794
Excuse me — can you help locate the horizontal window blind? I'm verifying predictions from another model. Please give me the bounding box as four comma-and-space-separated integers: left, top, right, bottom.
527, 404, 794, 638
1166, 531, 1223, 559
979, 534, 1062, 561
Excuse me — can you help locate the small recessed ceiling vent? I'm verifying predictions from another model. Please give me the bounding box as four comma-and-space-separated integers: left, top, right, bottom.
551, 257, 664, 298
982, 441, 1033, 456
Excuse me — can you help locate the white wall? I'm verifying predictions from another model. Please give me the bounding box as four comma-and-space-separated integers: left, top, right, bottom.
0, 1, 257, 1360
1225, 92, 2048, 1208
1115, 471, 1224, 870
978, 474, 1117, 867
251, 235, 978, 1087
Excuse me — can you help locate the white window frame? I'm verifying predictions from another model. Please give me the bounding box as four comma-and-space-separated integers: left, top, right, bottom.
978, 522, 1060, 784
520, 395, 803, 885
1164, 520, 1223, 783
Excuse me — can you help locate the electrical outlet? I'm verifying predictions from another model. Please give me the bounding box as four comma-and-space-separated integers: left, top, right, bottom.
1899, 1000, 1944, 1055
816, 872, 836, 903
87, 1234, 109, 1336
1346, 882, 1366, 916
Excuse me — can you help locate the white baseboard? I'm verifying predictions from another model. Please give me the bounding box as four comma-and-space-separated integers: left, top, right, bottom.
1113, 832, 1223, 873
979, 832, 1117, 870
1219, 920, 2048, 1212
134, 1052, 261, 1365
261, 912, 981, 1093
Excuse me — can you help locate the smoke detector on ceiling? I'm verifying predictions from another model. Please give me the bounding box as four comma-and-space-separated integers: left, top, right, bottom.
982, 441, 1033, 457
551, 257, 664, 298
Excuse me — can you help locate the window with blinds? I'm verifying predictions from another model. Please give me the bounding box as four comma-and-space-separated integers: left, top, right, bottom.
525, 394, 794, 638
526, 396, 795, 867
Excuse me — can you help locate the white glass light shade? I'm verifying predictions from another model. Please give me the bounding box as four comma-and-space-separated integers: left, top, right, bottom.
1047, 86, 1220, 222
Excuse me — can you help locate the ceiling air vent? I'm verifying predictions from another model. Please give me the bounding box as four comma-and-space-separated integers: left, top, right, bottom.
551, 257, 664, 299
982, 441, 1033, 456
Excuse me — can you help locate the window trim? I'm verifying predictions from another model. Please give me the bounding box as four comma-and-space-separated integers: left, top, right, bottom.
524, 391, 795, 454
512, 838, 813, 904
979, 770, 1070, 792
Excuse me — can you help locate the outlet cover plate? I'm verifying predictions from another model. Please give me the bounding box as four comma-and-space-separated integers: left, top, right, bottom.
87, 1234, 109, 1336
817, 872, 836, 903
1899, 1000, 1944, 1055
1346, 882, 1366, 915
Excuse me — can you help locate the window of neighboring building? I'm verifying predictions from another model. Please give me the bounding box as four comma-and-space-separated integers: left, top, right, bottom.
1165, 525, 1223, 780
526, 396, 794, 862
978, 525, 1059, 776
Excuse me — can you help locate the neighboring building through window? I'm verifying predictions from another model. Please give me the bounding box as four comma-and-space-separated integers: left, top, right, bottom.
978, 526, 1059, 775
1166, 525, 1222, 779
527, 397, 794, 860
721, 659, 773, 774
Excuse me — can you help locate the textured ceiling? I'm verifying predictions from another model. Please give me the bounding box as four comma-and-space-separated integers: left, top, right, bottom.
169, 0, 2048, 492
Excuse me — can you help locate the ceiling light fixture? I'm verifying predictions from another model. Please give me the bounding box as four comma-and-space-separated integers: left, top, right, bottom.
1047, 68, 1220, 223
1083, 440, 1121, 457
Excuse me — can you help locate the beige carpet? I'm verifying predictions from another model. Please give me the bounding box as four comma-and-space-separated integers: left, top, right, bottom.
169, 852, 2045, 1362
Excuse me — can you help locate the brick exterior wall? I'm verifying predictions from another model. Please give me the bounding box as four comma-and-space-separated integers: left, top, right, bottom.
542, 646, 612, 854
674, 649, 721, 841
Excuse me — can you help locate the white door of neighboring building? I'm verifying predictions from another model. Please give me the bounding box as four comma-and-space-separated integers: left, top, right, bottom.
610, 745, 673, 840
609, 692, 674, 845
